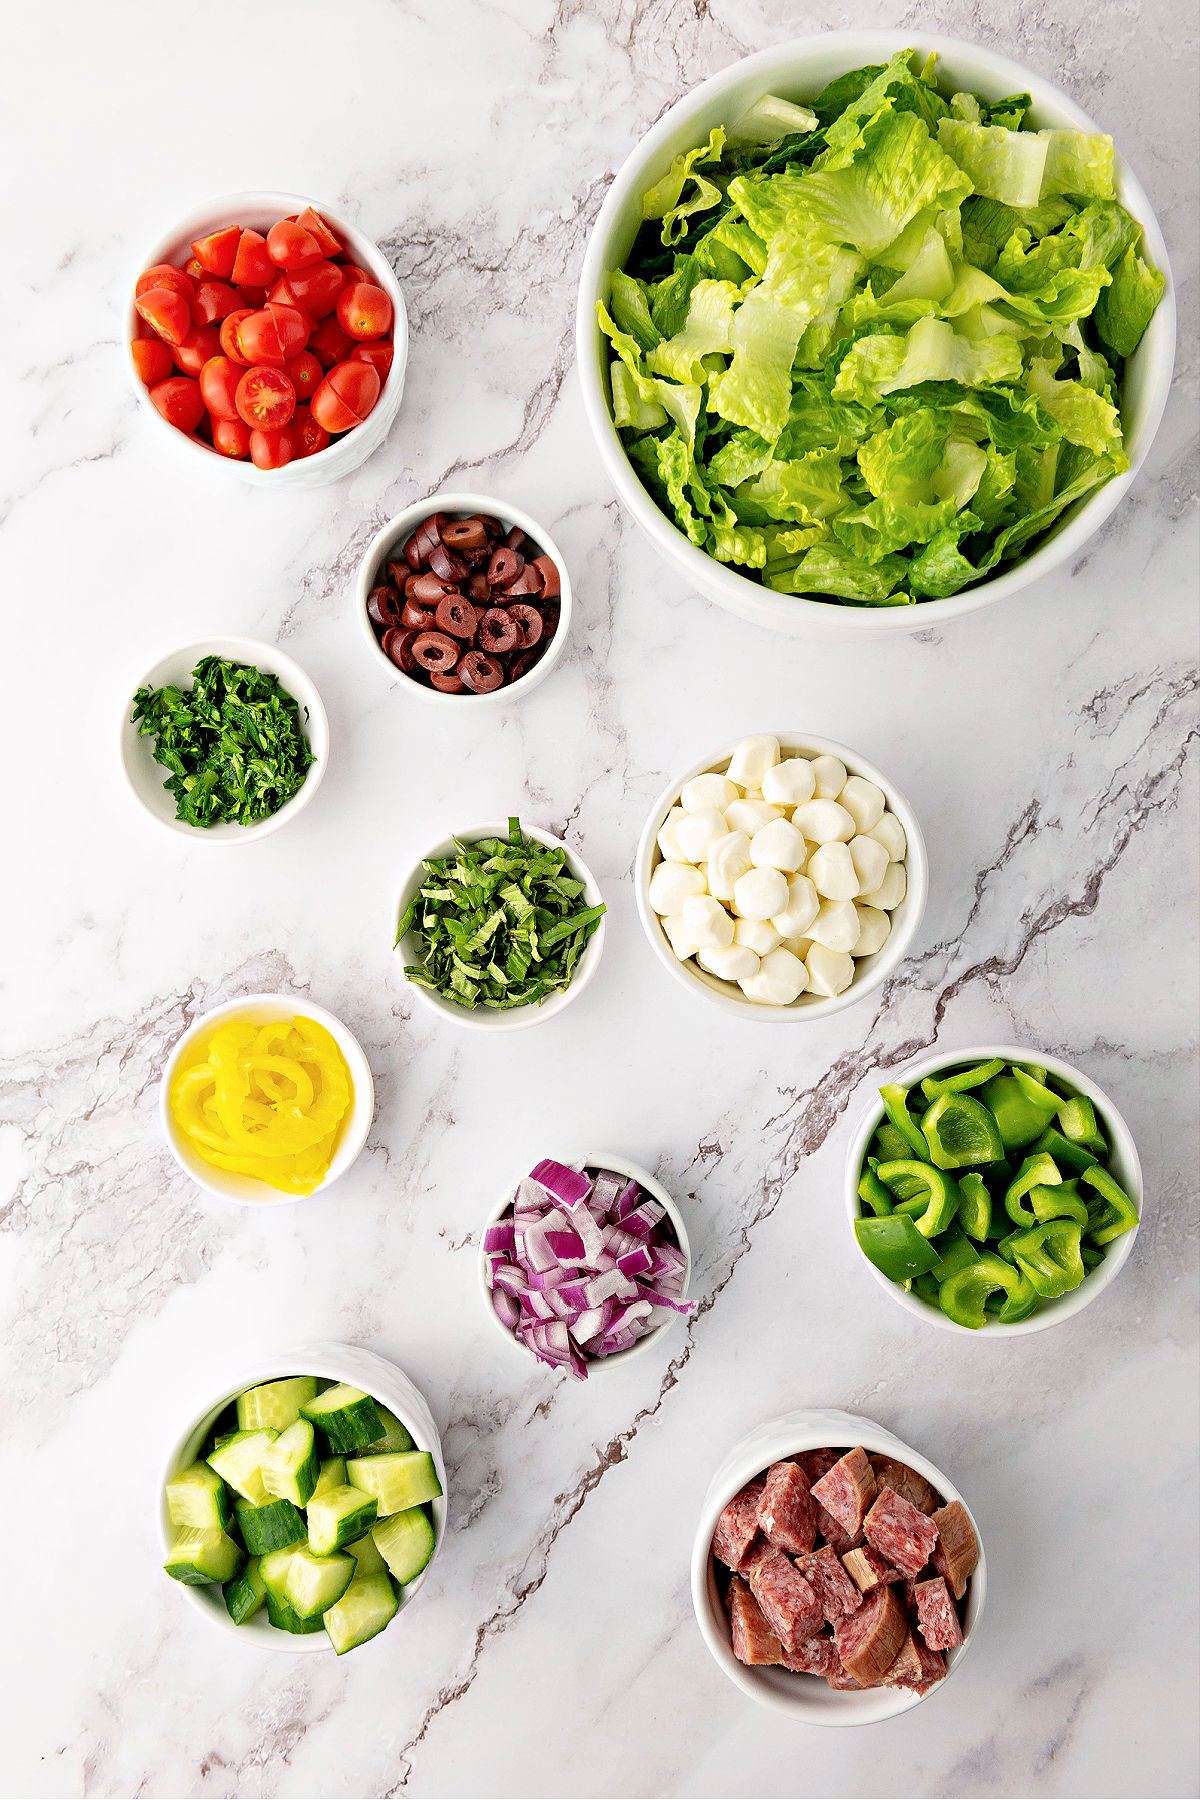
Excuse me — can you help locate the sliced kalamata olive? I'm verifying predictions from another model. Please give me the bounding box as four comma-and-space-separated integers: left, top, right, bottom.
478, 607, 520, 655
467, 570, 491, 603
436, 595, 477, 639
367, 583, 402, 629
413, 511, 446, 560
507, 603, 543, 648
487, 546, 523, 589
402, 534, 422, 571
402, 597, 437, 631
541, 603, 560, 640
404, 571, 423, 599
427, 542, 467, 583
412, 570, 458, 604
382, 626, 420, 673
508, 648, 541, 683
430, 669, 466, 693
441, 516, 488, 551
411, 630, 460, 672
472, 604, 487, 628
458, 649, 504, 693
531, 554, 560, 598
480, 512, 504, 540
505, 563, 543, 596
386, 559, 410, 589
505, 525, 525, 552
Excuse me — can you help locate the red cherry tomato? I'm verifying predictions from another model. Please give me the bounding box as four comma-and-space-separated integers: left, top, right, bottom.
338, 263, 372, 289
231, 229, 275, 287
184, 257, 206, 281
149, 376, 205, 433
284, 259, 343, 318
236, 366, 296, 430
219, 309, 254, 364
199, 355, 244, 421
249, 426, 294, 470
289, 405, 331, 458
337, 282, 393, 341
136, 263, 194, 302
310, 359, 380, 434
211, 415, 252, 458
236, 284, 268, 309
267, 219, 323, 271
237, 302, 309, 366
131, 338, 173, 385
295, 206, 341, 257
191, 226, 240, 279
308, 317, 354, 369
284, 351, 322, 401
349, 340, 394, 379
172, 323, 222, 377
136, 286, 191, 346
191, 280, 239, 324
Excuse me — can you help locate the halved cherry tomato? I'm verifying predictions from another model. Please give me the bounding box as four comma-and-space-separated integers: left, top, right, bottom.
136, 286, 191, 346
136, 263, 194, 302
283, 351, 322, 401
249, 426, 294, 470
284, 259, 343, 318
295, 206, 341, 257
237, 302, 309, 366
220, 309, 255, 364
289, 405, 331, 458
337, 282, 393, 341
191, 280, 239, 324
184, 257, 206, 281
236, 366, 296, 430
199, 355, 244, 421
308, 316, 354, 368
191, 226, 241, 279
349, 340, 394, 379
231, 229, 275, 287
212, 415, 252, 458
149, 376, 205, 433
236, 284, 268, 309
131, 338, 173, 385
338, 263, 372, 288
267, 219, 323, 271
172, 323, 222, 377
310, 359, 380, 433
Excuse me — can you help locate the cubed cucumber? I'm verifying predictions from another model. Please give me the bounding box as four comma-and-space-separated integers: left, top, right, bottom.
280, 1545, 356, 1619
364, 1407, 414, 1454
372, 1506, 436, 1584
207, 1429, 278, 1506
301, 1384, 383, 1454
235, 1497, 307, 1556
164, 1526, 245, 1586
308, 1484, 378, 1556
265, 1590, 325, 1634
166, 1461, 232, 1532
236, 1376, 319, 1433
348, 1451, 442, 1517
312, 1456, 348, 1500
224, 1556, 267, 1624
259, 1546, 298, 1603
346, 1533, 387, 1576
261, 1419, 319, 1507
323, 1573, 398, 1655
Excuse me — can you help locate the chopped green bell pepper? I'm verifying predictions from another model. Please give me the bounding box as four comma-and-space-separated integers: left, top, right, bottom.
979, 1072, 1059, 1149
1031, 1126, 1099, 1175
858, 1166, 894, 1217
997, 1268, 1043, 1323
1080, 1164, 1139, 1244
879, 1085, 930, 1160
1081, 1241, 1105, 1271
1030, 1180, 1088, 1227
921, 1092, 1005, 1169
871, 1120, 915, 1164
931, 1227, 980, 1283
1004, 1151, 1063, 1227
854, 1213, 941, 1283
939, 1252, 1022, 1329
956, 1171, 992, 1241
1056, 1094, 1107, 1156
875, 1161, 959, 1238
911, 1272, 942, 1305
919, 1057, 1005, 1100
1007, 1219, 1086, 1297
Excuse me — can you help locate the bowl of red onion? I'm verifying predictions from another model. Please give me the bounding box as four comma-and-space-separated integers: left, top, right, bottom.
478, 1153, 693, 1378
357, 492, 572, 702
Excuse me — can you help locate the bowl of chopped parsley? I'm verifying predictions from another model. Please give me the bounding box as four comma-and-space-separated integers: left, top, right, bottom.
120, 638, 327, 840
394, 817, 607, 1030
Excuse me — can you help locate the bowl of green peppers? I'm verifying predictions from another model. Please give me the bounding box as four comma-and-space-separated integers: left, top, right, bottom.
846, 1046, 1142, 1335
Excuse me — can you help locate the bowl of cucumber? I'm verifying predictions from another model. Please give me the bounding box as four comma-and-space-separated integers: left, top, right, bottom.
158, 1343, 447, 1655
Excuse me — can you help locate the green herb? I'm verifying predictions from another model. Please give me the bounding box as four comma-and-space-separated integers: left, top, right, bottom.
396, 817, 606, 1010
131, 656, 316, 829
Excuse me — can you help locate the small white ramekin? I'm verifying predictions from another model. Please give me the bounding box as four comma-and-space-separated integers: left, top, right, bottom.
393, 822, 605, 1031
119, 636, 328, 842
158, 1343, 446, 1654
159, 994, 374, 1206
126, 190, 407, 488
477, 1151, 692, 1375
845, 1044, 1143, 1336
635, 732, 927, 1022
355, 491, 572, 706
691, 1407, 986, 1723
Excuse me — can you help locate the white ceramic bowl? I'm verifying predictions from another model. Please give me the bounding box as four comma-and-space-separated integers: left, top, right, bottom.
394, 822, 606, 1032
478, 1151, 693, 1374
636, 732, 927, 1022
691, 1407, 986, 1723
127, 189, 408, 488
356, 492, 573, 705
846, 1044, 1143, 1335
120, 636, 328, 842
159, 994, 374, 1205
158, 1343, 446, 1654
577, 31, 1176, 637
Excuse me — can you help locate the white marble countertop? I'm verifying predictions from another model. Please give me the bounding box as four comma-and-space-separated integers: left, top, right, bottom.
1, 1, 1196, 1795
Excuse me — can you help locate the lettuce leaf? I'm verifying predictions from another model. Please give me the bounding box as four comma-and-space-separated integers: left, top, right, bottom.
1039, 129, 1115, 200
834, 316, 1024, 399
1095, 243, 1167, 356
647, 279, 739, 383
937, 119, 1048, 207
767, 541, 911, 600
641, 128, 726, 245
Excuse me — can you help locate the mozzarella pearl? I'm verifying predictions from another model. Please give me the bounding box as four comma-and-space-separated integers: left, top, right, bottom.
805, 943, 855, 996
707, 830, 752, 903
852, 904, 892, 957
681, 772, 738, 814
840, 775, 886, 834
807, 841, 860, 901
808, 897, 861, 954
749, 817, 807, 873
733, 866, 789, 921
861, 860, 907, 911
761, 757, 816, 807
848, 833, 890, 897
674, 807, 728, 864
791, 798, 855, 844
698, 942, 760, 983
656, 805, 687, 862
770, 873, 819, 938
810, 754, 848, 799
734, 916, 781, 955
868, 812, 907, 862
726, 734, 780, 788
648, 861, 706, 914
682, 893, 735, 949
740, 946, 808, 1005
660, 913, 700, 961
725, 798, 784, 835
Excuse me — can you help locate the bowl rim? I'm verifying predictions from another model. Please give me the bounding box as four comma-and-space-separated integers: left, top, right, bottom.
634, 731, 927, 1021
158, 992, 375, 1206
690, 1405, 987, 1723
476, 1149, 693, 1374
844, 1042, 1144, 1336
576, 28, 1177, 633
354, 490, 573, 706
157, 1342, 446, 1654
125, 188, 409, 483
118, 634, 329, 843
393, 820, 607, 1032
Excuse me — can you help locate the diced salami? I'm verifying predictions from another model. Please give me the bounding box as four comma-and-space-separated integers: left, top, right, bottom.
796, 1544, 863, 1623
794, 1447, 840, 1486
863, 1486, 939, 1579
911, 1631, 947, 1692
726, 1575, 783, 1666
757, 1461, 817, 1556
869, 1453, 938, 1515
814, 1502, 862, 1554
880, 1629, 926, 1689
930, 1500, 979, 1601
811, 1446, 877, 1539
914, 1576, 964, 1652
711, 1476, 766, 1571
842, 1544, 902, 1592
833, 1583, 907, 1687
782, 1631, 842, 1677
826, 1667, 866, 1690
737, 1532, 773, 1578
748, 1548, 824, 1653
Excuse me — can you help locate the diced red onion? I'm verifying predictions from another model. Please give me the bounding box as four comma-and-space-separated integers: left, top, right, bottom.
492, 1289, 519, 1329
484, 1220, 516, 1256
616, 1245, 653, 1278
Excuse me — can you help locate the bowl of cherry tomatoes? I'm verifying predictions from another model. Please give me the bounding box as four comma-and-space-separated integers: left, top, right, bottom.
127, 190, 408, 487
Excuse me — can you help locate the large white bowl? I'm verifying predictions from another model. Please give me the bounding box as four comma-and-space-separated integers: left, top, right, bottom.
120, 636, 328, 842
394, 822, 606, 1032
577, 31, 1176, 636
158, 1343, 446, 1653
477, 1151, 692, 1375
356, 492, 573, 706
846, 1044, 1143, 1335
127, 189, 408, 488
691, 1407, 986, 1723
635, 732, 927, 1022
159, 994, 374, 1205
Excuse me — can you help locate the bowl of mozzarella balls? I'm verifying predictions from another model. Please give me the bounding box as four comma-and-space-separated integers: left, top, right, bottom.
635, 734, 927, 1021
